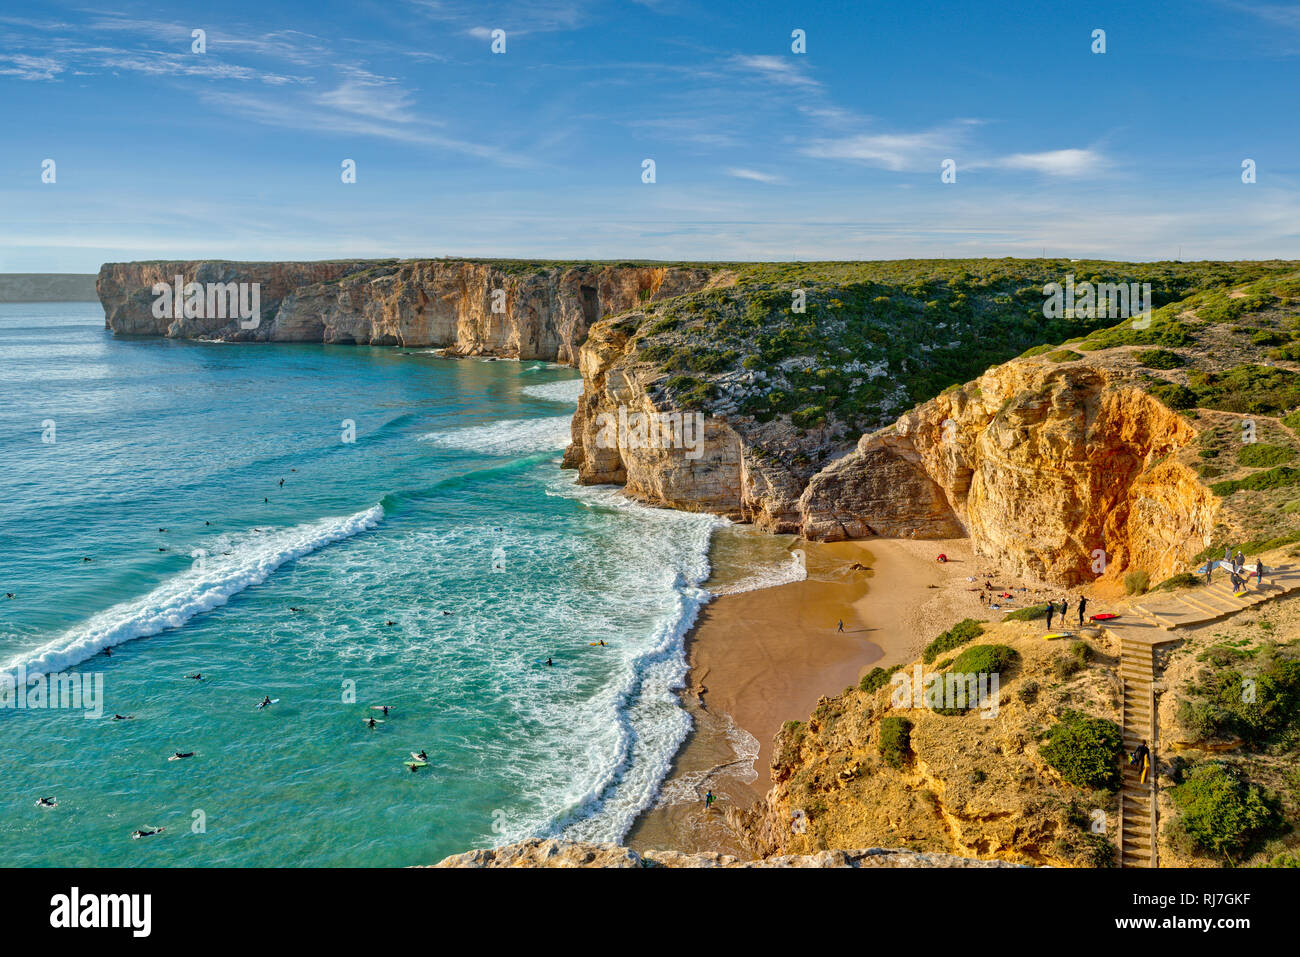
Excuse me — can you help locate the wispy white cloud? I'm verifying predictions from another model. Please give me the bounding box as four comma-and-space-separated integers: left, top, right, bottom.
727, 167, 782, 184
800, 121, 979, 172
995, 148, 1109, 177
731, 53, 820, 90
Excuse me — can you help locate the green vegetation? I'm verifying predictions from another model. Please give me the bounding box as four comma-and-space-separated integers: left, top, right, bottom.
1123, 570, 1151, 595
859, 664, 902, 694
1238, 443, 1296, 468
1177, 654, 1300, 747
1155, 572, 1203, 591
879, 716, 913, 769
618, 259, 1299, 436
1133, 348, 1185, 369
1002, 602, 1050, 622
1040, 711, 1124, 791
1210, 466, 1300, 497
921, 618, 985, 664
947, 643, 1019, 676
1167, 763, 1286, 863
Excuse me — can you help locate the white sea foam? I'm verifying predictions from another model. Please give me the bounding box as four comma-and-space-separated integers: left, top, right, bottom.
417, 416, 571, 455
1, 505, 384, 681
711, 548, 808, 596
521, 379, 584, 403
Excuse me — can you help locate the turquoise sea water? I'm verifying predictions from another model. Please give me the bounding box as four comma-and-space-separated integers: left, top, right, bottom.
0, 302, 726, 866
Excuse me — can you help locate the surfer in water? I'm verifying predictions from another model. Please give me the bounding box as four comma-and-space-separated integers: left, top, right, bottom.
416, 750, 428, 761
36, 797, 57, 808
545, 657, 553, 667
132, 827, 165, 839
704, 790, 715, 809
4, 593, 14, 599
366, 718, 378, 729
169, 751, 194, 761
185, 674, 203, 681
385, 620, 396, 627
103, 647, 112, 657
258, 695, 273, 709
279, 478, 284, 487
111, 714, 133, 721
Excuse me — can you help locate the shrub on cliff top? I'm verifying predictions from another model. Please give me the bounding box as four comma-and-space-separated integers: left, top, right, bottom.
1168, 763, 1285, 863
1040, 710, 1123, 791
879, 716, 913, 769
1238, 442, 1295, 468
921, 618, 985, 663
1156, 572, 1202, 591
1134, 348, 1185, 369
948, 643, 1019, 676
859, 664, 902, 694
1003, 602, 1050, 622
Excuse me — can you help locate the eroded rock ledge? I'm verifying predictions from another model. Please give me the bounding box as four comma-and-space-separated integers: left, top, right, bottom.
430, 837, 1024, 868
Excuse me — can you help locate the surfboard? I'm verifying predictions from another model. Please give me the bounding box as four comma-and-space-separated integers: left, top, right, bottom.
362, 719, 384, 725
1089, 613, 1118, 621
1044, 632, 1072, 640
369, 706, 393, 711
410, 752, 428, 763
404, 761, 427, 769
588, 642, 611, 646
1234, 590, 1249, 597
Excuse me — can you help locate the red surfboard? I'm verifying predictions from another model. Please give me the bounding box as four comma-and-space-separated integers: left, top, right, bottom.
1089, 613, 1118, 621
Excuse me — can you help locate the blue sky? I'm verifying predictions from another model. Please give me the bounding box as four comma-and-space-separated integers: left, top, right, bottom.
1, 0, 1297, 271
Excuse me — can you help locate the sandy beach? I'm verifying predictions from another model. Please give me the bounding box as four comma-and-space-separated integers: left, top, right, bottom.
627, 532, 1008, 856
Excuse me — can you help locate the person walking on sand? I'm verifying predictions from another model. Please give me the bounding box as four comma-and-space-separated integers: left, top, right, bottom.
837, 619, 844, 633
704, 790, 715, 810
1256, 558, 1267, 586
1077, 595, 1087, 627
1046, 601, 1054, 631
1205, 558, 1213, 585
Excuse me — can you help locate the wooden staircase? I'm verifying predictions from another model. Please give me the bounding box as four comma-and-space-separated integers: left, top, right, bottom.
1118, 637, 1158, 868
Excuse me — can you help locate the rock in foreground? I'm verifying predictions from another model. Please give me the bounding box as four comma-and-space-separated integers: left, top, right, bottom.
431, 838, 1023, 868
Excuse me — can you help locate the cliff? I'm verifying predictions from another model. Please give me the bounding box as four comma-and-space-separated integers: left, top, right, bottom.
96, 259, 726, 363
431, 837, 1022, 867
565, 268, 1300, 587
728, 620, 1124, 867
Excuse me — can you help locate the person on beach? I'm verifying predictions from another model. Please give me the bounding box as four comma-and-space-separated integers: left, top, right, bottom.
837, 619, 844, 633
1224, 545, 1232, 564
1046, 602, 1054, 630
1077, 596, 1087, 627
704, 790, 715, 809
1205, 559, 1213, 584
1234, 549, 1244, 570
1256, 559, 1267, 585
1059, 599, 1069, 623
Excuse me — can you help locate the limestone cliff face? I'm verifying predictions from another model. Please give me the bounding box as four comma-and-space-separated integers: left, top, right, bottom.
800, 362, 1218, 587
567, 332, 1219, 586
97, 260, 721, 363
564, 316, 844, 528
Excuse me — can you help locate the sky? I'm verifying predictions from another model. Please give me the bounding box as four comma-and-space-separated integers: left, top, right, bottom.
0, 0, 1297, 271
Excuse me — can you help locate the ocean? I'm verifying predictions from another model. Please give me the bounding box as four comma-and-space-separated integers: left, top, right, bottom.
0, 301, 780, 866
